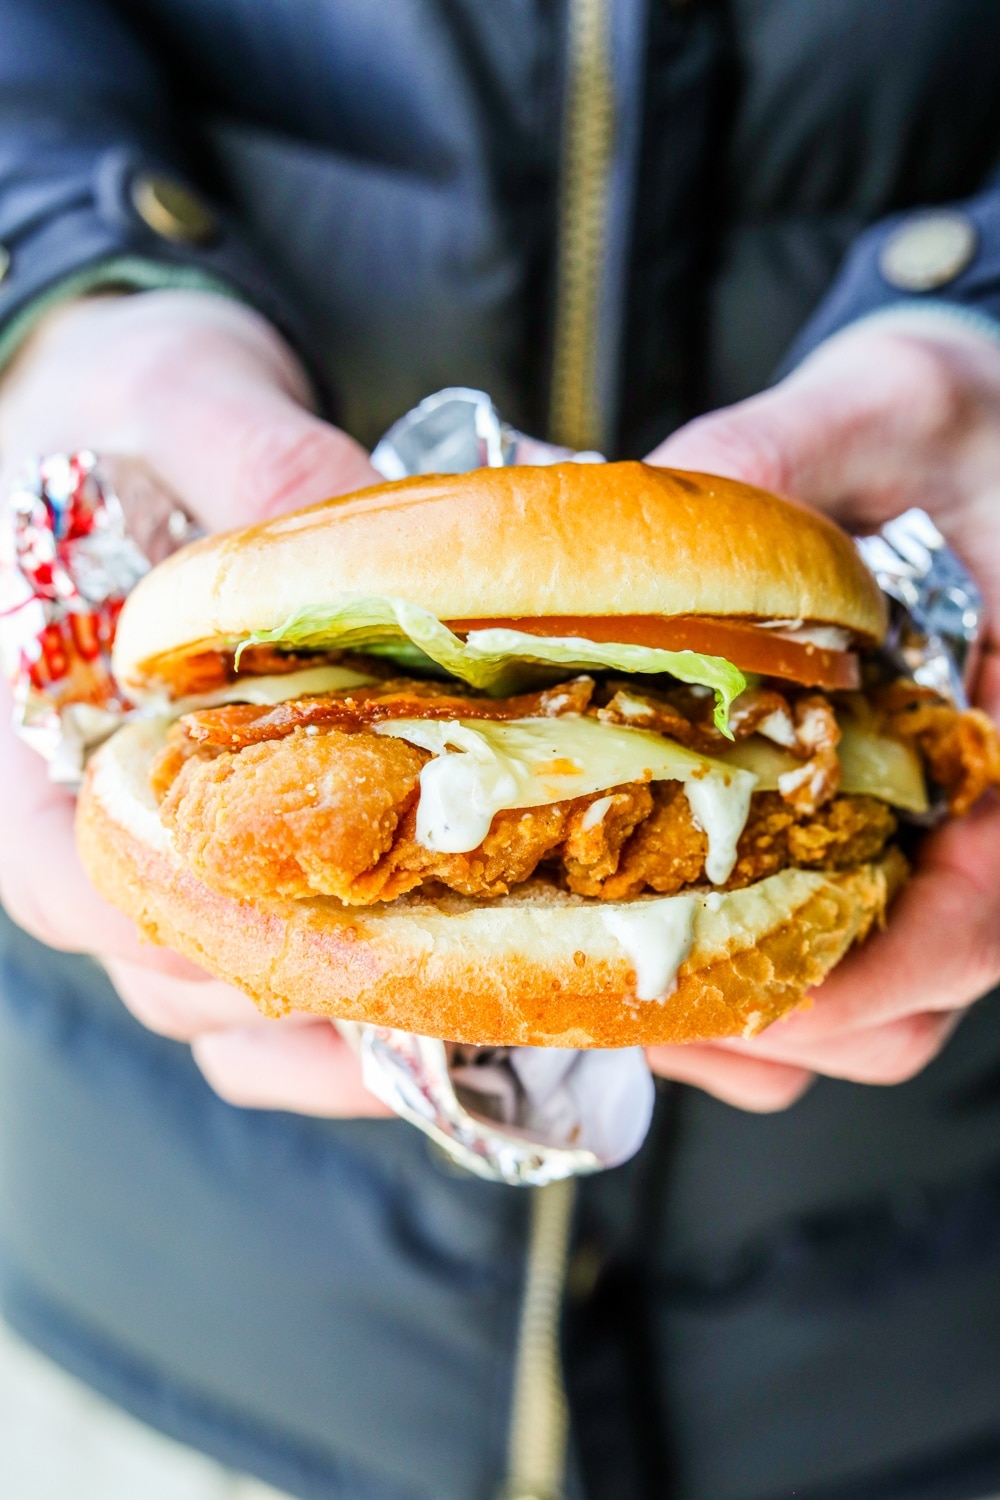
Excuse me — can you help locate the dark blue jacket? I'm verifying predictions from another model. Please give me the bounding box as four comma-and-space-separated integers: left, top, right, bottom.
4, 5, 1000, 1499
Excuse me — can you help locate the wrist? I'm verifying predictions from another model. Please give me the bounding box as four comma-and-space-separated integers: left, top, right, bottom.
782, 305, 1000, 456
0, 289, 318, 484
795, 303, 1000, 391
2, 288, 313, 400
843, 301, 1000, 352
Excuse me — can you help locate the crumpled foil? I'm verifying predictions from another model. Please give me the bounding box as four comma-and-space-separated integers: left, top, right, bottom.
0, 452, 200, 785
337, 1023, 654, 1186
0, 391, 988, 1185
854, 508, 983, 708
371, 386, 605, 475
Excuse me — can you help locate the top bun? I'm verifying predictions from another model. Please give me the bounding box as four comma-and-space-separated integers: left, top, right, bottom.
114, 462, 887, 691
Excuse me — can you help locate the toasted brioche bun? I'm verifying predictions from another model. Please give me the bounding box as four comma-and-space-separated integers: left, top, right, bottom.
114, 462, 887, 694
76, 719, 904, 1048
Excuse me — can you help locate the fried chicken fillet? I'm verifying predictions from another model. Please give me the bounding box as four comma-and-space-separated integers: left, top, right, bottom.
76, 461, 1000, 1048
150, 672, 995, 912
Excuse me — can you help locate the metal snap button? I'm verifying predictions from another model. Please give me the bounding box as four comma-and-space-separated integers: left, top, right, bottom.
878, 212, 977, 292
130, 172, 218, 246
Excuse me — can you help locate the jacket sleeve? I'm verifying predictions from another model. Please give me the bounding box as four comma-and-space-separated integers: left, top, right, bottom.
782, 185, 1000, 370
0, 0, 315, 379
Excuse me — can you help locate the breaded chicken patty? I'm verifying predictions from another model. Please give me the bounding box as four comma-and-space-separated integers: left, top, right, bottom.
150, 672, 997, 909
156, 721, 897, 906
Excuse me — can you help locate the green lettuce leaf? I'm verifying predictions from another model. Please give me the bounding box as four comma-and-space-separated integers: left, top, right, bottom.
238, 596, 746, 735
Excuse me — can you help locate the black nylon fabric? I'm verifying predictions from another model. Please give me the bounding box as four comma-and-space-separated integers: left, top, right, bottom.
570, 998, 1000, 1500
0, 910, 531, 1500
700, 0, 1000, 417
5, 0, 1000, 445
4, 3, 1000, 1498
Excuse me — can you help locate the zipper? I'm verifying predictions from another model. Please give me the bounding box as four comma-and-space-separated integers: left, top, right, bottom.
502, 1178, 577, 1500
548, 0, 615, 453
501, 6, 620, 1490
498, 0, 650, 1475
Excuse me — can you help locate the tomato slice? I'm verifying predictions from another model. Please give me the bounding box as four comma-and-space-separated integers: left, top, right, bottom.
445, 615, 861, 691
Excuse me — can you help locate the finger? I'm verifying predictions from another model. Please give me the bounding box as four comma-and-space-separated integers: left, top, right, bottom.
644, 366, 892, 510
645, 321, 999, 531
0, 291, 381, 532
717, 1009, 962, 1086
135, 379, 381, 532
103, 958, 275, 1038
192, 1022, 393, 1117
975, 639, 1000, 722
0, 689, 203, 975
646, 1043, 814, 1112
763, 801, 1000, 1045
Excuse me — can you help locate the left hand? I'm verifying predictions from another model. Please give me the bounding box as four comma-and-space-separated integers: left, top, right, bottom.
0, 290, 391, 1117
644, 313, 1000, 1111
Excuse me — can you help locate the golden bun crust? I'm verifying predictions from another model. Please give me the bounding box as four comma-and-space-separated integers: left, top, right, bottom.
114, 463, 887, 692
76, 720, 904, 1047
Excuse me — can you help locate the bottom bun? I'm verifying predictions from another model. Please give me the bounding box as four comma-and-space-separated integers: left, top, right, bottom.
77, 720, 907, 1048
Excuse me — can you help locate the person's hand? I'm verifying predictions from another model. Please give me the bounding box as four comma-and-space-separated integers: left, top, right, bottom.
0, 290, 390, 1117
644, 312, 1000, 1111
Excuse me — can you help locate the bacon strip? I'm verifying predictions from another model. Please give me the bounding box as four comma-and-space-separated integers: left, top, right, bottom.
179, 675, 596, 749
147, 645, 387, 696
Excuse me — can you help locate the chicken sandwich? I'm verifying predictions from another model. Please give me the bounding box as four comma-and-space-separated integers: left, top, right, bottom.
76, 463, 1000, 1046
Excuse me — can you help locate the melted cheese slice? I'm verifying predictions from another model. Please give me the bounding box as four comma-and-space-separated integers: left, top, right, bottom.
164, 665, 375, 716
375, 716, 757, 882
720, 720, 928, 814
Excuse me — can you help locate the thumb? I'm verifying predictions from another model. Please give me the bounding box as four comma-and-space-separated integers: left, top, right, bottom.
646, 319, 992, 526
132, 371, 381, 534
0, 290, 382, 533
645, 357, 889, 518
646, 388, 816, 498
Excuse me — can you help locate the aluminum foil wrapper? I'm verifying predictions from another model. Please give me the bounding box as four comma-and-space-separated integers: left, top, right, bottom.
854, 508, 983, 708
337, 1023, 654, 1187
0, 452, 200, 786
371, 386, 605, 474
0, 391, 988, 1186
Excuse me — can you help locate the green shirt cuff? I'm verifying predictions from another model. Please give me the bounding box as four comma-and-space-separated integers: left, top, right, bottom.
0, 257, 247, 375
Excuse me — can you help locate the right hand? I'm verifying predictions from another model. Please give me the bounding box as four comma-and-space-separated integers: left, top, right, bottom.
645, 316, 1000, 1113
0, 290, 391, 1117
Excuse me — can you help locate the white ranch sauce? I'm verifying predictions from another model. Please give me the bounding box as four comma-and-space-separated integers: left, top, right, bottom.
684, 770, 756, 884
756, 620, 853, 650
580, 793, 615, 831
601, 896, 698, 1001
